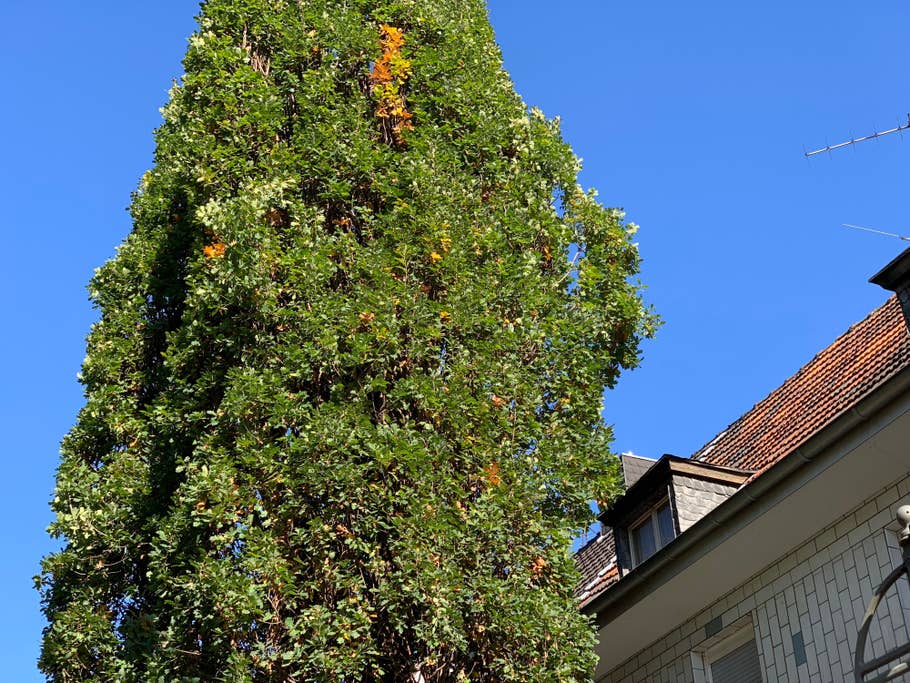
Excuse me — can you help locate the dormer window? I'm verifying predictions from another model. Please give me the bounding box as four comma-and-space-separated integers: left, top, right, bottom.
630, 499, 676, 565
602, 454, 753, 577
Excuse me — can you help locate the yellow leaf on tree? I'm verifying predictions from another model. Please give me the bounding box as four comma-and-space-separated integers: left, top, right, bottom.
484, 461, 501, 486
203, 242, 226, 259
379, 25, 405, 50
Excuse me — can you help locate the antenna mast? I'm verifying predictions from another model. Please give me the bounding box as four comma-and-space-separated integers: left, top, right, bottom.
805, 115, 910, 157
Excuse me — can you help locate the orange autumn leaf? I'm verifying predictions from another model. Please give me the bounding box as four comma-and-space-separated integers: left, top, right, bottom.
379, 25, 405, 50
531, 555, 548, 578
393, 117, 414, 138
484, 461, 501, 486
370, 59, 393, 86
203, 242, 226, 259
491, 394, 506, 407
359, 311, 376, 324
372, 24, 413, 144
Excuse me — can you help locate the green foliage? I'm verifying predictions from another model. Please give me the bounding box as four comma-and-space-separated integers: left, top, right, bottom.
38, 0, 656, 680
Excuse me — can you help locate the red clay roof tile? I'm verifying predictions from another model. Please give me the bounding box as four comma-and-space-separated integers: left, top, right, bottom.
574, 528, 619, 607
575, 295, 910, 601
692, 296, 910, 472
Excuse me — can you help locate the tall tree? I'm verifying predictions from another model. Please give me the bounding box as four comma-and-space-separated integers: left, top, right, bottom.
38, 1, 655, 680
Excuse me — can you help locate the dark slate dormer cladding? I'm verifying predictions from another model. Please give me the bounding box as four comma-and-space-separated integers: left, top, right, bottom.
601, 455, 752, 577
673, 474, 742, 533
620, 452, 657, 487
871, 246, 910, 330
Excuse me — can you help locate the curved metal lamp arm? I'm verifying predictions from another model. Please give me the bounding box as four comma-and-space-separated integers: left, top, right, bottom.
854, 504, 910, 683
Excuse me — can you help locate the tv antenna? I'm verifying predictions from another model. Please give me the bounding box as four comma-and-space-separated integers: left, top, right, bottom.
842, 224, 910, 242
805, 114, 910, 157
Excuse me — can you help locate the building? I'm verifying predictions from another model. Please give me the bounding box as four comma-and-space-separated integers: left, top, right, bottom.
577, 249, 910, 682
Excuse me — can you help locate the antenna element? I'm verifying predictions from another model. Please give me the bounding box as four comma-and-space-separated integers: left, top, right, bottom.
842, 224, 910, 242
805, 115, 910, 157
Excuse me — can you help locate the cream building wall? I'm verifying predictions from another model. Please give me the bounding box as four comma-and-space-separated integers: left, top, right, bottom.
598, 472, 910, 683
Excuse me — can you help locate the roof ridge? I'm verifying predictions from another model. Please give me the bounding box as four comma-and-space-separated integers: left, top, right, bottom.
621, 452, 656, 461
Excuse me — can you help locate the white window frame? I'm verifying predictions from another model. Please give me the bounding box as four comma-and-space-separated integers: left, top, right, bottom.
629, 497, 674, 566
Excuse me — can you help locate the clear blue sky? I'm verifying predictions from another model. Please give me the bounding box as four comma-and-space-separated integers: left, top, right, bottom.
3, 1, 909, 678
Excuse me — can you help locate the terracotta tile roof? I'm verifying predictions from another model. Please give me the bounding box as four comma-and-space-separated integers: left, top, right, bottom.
574, 528, 619, 607
575, 295, 910, 603
692, 295, 910, 473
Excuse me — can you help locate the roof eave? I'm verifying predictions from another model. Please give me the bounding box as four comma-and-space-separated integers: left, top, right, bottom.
582, 364, 910, 625
870, 246, 910, 292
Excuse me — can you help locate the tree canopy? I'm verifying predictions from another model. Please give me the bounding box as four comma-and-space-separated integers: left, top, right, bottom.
38, 0, 655, 680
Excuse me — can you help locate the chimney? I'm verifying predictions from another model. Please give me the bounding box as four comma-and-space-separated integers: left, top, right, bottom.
870, 247, 910, 328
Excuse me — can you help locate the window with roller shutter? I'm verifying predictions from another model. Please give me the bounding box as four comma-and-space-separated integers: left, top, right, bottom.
702, 623, 763, 683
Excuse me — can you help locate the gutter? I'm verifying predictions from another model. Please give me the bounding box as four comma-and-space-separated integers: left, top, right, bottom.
583, 364, 910, 629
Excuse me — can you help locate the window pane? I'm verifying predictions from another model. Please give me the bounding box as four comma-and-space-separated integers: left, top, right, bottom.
710, 638, 762, 683
633, 519, 656, 563
656, 503, 675, 548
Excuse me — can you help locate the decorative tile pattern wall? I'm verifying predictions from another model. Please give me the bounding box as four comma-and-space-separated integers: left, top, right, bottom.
598, 474, 910, 683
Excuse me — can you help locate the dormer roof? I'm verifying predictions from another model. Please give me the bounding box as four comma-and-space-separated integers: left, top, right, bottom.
601, 455, 751, 529
576, 293, 910, 610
